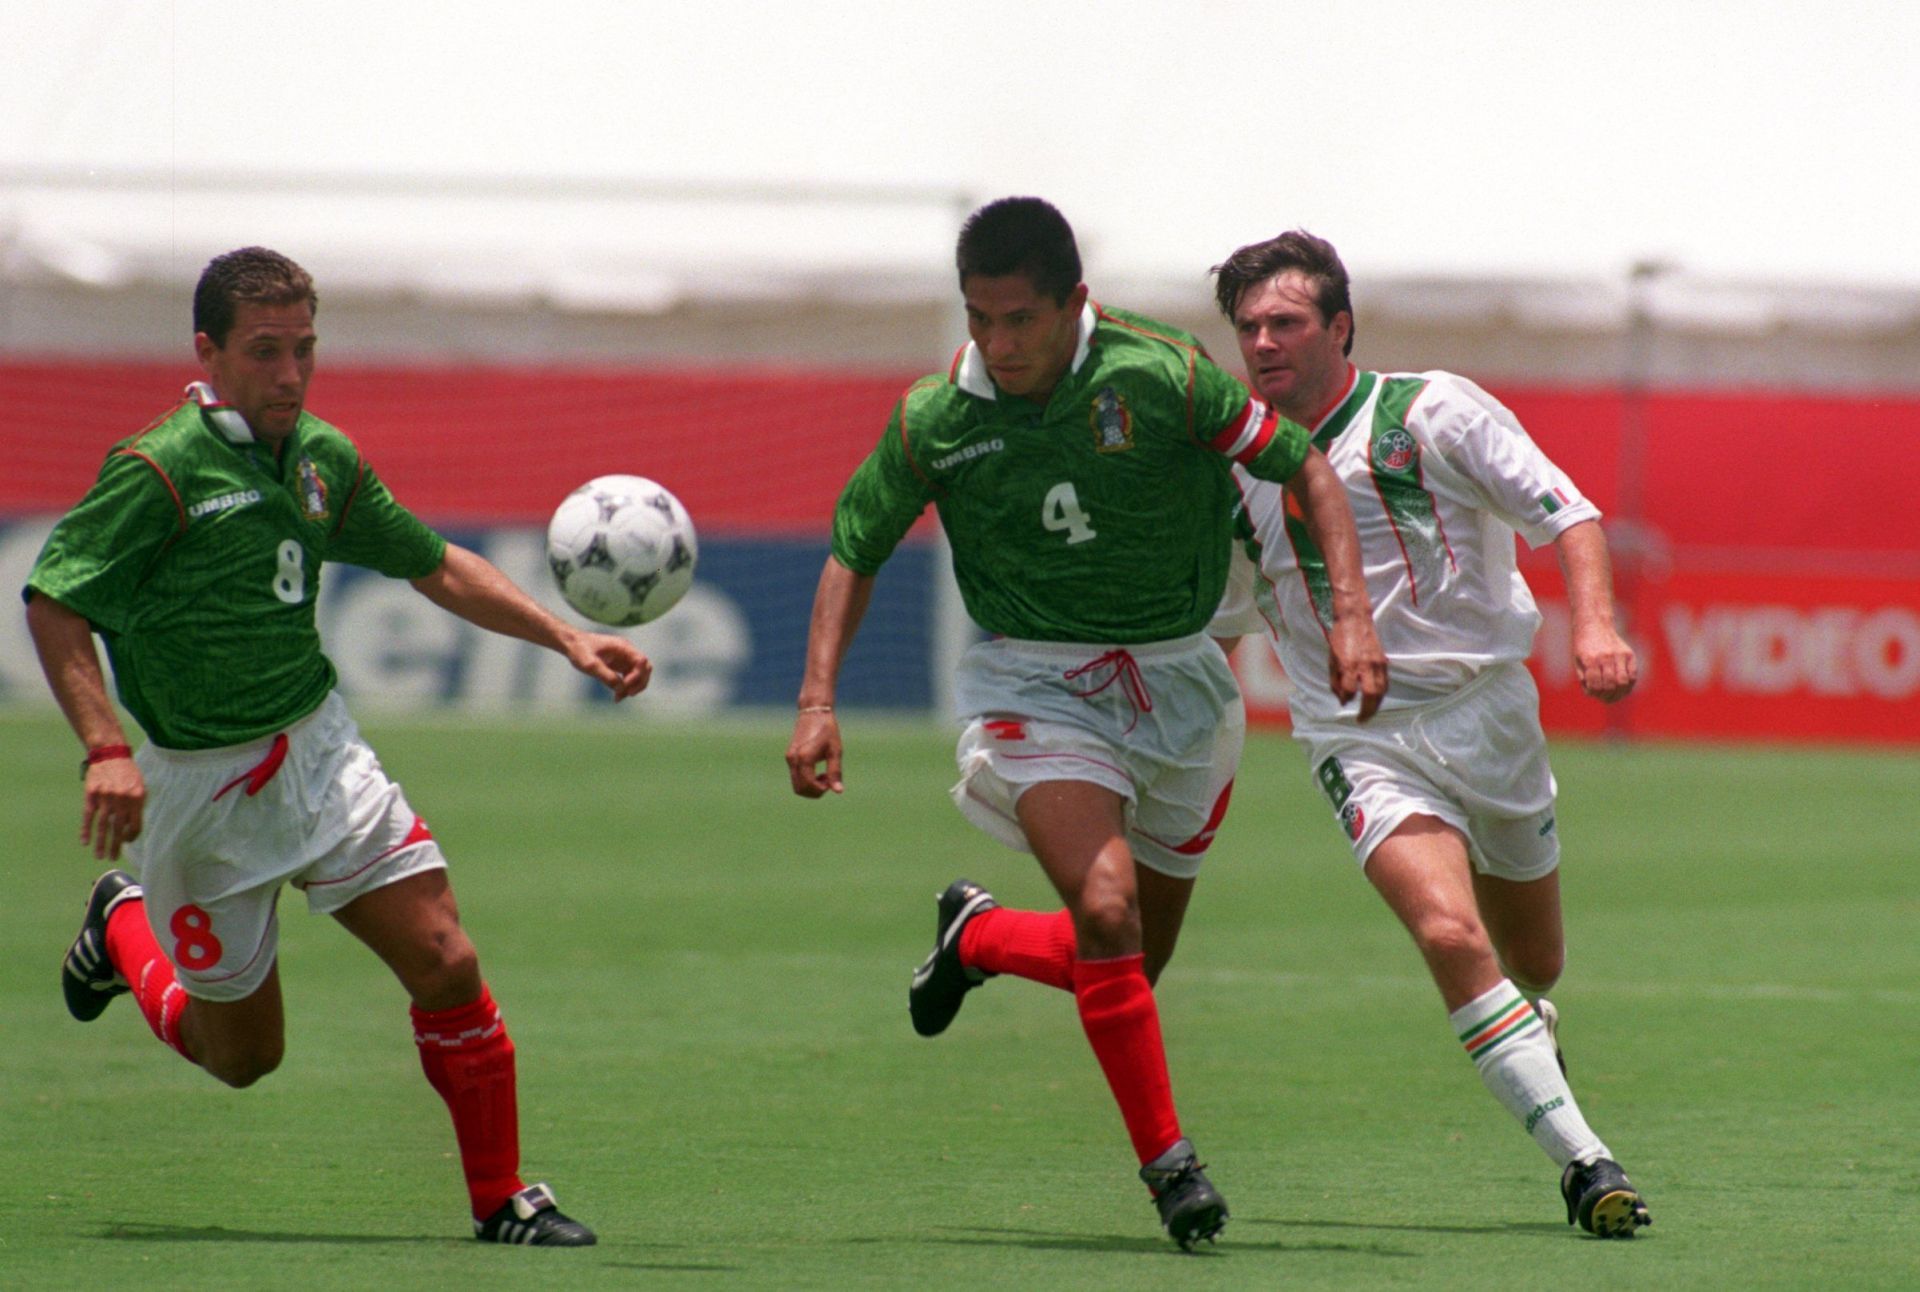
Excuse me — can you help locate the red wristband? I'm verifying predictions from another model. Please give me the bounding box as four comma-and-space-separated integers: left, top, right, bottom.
82, 744, 133, 777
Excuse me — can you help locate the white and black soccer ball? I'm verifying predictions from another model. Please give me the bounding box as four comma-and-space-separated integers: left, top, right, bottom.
546, 475, 699, 627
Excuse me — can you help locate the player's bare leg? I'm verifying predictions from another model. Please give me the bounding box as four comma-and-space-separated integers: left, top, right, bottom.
1135, 865, 1197, 988
920, 847, 1195, 1021
62, 869, 283, 1084
334, 868, 481, 1008
1475, 870, 1565, 996
178, 967, 287, 1088
1365, 816, 1648, 1236
1475, 869, 1568, 1070
334, 869, 594, 1247
1016, 779, 1227, 1249
1364, 817, 1503, 1010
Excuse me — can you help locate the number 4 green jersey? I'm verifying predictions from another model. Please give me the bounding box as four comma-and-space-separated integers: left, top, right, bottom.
25, 391, 447, 749
832, 303, 1310, 643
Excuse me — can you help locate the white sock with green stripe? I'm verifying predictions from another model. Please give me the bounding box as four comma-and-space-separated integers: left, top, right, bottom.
1450, 979, 1608, 1169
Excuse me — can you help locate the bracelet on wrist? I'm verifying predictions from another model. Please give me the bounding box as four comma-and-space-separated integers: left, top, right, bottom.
81, 744, 133, 779
798, 705, 835, 715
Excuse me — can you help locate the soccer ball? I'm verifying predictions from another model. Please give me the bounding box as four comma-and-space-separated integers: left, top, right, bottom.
546, 475, 699, 627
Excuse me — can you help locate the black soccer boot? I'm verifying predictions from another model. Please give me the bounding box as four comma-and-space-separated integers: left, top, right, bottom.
474, 1183, 597, 1246
1140, 1138, 1229, 1250
62, 870, 142, 1022
1561, 1156, 1652, 1238
908, 878, 998, 1037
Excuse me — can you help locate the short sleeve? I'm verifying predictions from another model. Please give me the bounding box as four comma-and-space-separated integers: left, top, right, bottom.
829, 399, 934, 575
324, 458, 449, 578
23, 450, 184, 632
1427, 375, 1600, 549
1192, 353, 1309, 484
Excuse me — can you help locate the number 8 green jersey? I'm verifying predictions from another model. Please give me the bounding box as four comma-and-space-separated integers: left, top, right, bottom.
832, 303, 1310, 643
25, 392, 447, 749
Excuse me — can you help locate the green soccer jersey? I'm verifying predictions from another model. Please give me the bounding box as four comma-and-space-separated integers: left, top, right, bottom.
832, 303, 1310, 643
26, 394, 448, 749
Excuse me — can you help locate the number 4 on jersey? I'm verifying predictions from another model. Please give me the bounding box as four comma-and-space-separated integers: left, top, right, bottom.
1042, 481, 1096, 545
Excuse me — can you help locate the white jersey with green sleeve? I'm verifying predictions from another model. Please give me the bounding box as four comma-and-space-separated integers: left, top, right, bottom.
832, 302, 1310, 644
1217, 367, 1600, 723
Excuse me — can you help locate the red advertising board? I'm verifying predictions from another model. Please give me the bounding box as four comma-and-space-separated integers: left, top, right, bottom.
5, 359, 1916, 743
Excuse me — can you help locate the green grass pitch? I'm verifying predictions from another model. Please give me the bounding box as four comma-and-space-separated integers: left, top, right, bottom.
5, 709, 1917, 1290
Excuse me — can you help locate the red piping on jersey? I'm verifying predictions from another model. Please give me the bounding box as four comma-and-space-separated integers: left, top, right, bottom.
211, 733, 290, 801
1093, 304, 1195, 353
1307, 365, 1360, 434
114, 449, 188, 535
332, 456, 367, 537
129, 401, 183, 445
895, 376, 945, 498
1367, 379, 1456, 607
1369, 465, 1424, 608
1414, 382, 1460, 572
1090, 305, 1207, 442
1184, 350, 1198, 442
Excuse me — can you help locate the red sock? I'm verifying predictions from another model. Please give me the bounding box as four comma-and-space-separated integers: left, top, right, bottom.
1073, 954, 1182, 1165
959, 907, 1076, 991
105, 899, 191, 1060
412, 985, 524, 1219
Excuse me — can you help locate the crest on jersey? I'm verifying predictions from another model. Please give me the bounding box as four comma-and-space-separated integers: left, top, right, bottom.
1373, 428, 1418, 473
296, 456, 330, 521
1340, 801, 1366, 841
1090, 385, 1133, 452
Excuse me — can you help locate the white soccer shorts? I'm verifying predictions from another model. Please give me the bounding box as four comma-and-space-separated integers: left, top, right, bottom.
949, 634, 1245, 879
127, 691, 447, 1002
1290, 661, 1561, 880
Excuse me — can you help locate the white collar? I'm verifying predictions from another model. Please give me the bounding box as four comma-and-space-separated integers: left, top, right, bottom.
185, 381, 256, 444
952, 302, 1098, 401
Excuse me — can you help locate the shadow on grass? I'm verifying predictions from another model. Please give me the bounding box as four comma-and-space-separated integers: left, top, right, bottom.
1244, 1216, 1569, 1239
97, 1221, 448, 1246
98, 1221, 747, 1270
928, 1223, 1418, 1259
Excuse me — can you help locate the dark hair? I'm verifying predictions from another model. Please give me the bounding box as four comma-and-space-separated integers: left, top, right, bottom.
193, 247, 317, 347
955, 196, 1082, 305
1210, 230, 1355, 356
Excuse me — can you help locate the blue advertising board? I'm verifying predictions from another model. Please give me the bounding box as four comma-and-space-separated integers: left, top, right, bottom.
0, 520, 947, 716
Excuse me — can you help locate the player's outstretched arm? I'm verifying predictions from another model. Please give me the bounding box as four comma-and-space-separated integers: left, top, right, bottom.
1285, 449, 1388, 720
411, 542, 650, 700
25, 592, 146, 859
1555, 519, 1637, 703
786, 556, 875, 798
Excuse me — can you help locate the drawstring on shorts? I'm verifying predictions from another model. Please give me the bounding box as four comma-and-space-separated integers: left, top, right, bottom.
1063, 649, 1154, 735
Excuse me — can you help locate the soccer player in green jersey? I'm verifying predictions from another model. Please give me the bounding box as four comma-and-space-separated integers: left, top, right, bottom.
1209, 230, 1650, 1238
28, 247, 650, 1247
784, 198, 1387, 1248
